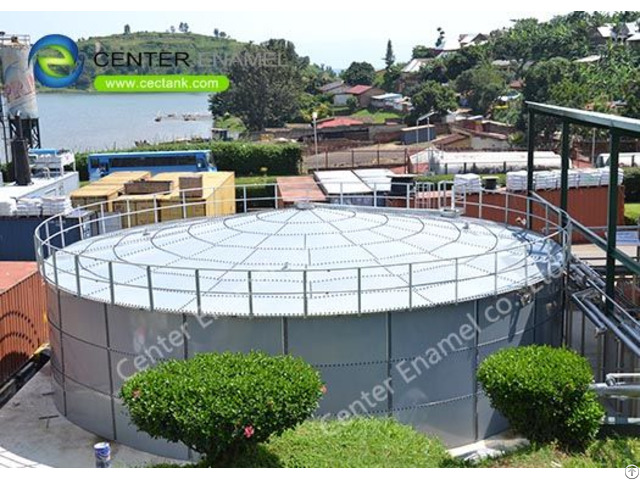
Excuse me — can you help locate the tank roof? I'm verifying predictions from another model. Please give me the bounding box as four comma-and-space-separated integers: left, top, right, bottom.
44, 205, 563, 317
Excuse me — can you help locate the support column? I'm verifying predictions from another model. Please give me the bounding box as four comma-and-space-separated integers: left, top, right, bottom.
606, 130, 621, 313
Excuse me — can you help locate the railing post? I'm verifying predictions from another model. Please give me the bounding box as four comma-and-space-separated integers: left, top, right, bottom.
504, 192, 509, 225
247, 271, 254, 317
340, 182, 344, 205
243, 185, 248, 213
108, 261, 115, 304
126, 199, 132, 228
195, 269, 202, 316
52, 250, 59, 288
454, 258, 459, 303
153, 195, 159, 224
44, 220, 51, 258
405, 182, 410, 209
75, 254, 81, 296
147, 266, 154, 311
523, 245, 529, 287
494, 251, 499, 295
59, 216, 66, 248
303, 270, 308, 317
182, 191, 187, 219
357, 267, 362, 315
408, 263, 413, 310
100, 203, 106, 235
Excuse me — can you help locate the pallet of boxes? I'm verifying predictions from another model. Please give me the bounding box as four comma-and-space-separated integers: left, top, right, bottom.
70, 171, 152, 213
70, 171, 235, 229
112, 171, 235, 227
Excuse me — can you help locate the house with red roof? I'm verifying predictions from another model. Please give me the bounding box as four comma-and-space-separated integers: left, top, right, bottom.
344, 85, 386, 108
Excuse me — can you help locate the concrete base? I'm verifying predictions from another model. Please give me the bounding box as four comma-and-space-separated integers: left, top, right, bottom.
0, 363, 180, 468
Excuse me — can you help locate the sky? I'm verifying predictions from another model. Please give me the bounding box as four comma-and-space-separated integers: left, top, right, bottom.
2, 11, 570, 70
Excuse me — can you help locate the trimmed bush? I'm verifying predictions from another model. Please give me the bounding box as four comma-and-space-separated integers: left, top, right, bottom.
624, 168, 640, 203
75, 141, 302, 181
477, 345, 603, 451
121, 352, 323, 464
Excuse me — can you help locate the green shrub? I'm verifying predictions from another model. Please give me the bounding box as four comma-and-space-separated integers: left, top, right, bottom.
74, 141, 302, 181
152, 418, 453, 468
477, 345, 603, 451
624, 168, 640, 203
265, 418, 451, 468
121, 352, 323, 464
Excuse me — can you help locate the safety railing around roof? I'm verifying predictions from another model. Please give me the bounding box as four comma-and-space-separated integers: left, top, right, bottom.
34, 180, 569, 317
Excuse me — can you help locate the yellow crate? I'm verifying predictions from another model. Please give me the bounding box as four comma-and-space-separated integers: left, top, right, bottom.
70, 185, 122, 212
159, 172, 236, 221
93, 171, 151, 186
112, 193, 172, 227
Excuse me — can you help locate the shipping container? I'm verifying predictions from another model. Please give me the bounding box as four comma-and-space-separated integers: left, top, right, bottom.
0, 262, 48, 385
463, 186, 625, 242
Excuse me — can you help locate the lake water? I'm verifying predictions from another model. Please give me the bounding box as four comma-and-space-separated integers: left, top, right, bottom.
1, 93, 213, 161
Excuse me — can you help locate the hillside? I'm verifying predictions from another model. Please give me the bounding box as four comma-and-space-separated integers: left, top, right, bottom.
73, 32, 245, 89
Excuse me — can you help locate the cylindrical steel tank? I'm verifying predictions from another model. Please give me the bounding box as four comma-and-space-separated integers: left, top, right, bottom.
38, 201, 566, 459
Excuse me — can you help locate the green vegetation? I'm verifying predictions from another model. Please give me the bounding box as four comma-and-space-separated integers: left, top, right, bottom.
213, 114, 246, 133
624, 203, 640, 225
209, 39, 308, 131
478, 346, 604, 451
350, 108, 402, 124
73, 141, 301, 181
153, 418, 452, 468
122, 352, 323, 465
341, 61, 376, 86
73, 32, 243, 90
478, 437, 640, 468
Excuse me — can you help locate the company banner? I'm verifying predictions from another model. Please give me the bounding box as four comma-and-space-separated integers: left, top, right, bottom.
0, 43, 38, 119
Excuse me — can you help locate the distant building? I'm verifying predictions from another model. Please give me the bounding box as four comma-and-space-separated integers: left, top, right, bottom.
318, 80, 346, 94
344, 85, 386, 108
592, 22, 640, 45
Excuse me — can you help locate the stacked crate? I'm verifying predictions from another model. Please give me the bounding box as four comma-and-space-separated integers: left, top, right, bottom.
70, 184, 122, 212
92, 171, 152, 190
159, 172, 236, 222
112, 173, 180, 228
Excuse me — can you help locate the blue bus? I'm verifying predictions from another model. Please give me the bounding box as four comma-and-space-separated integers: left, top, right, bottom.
88, 150, 216, 181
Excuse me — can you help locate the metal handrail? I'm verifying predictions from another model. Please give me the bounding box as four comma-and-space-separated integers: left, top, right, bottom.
34, 181, 569, 316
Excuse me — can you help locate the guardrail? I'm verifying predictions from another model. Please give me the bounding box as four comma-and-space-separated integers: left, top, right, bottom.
34, 181, 569, 317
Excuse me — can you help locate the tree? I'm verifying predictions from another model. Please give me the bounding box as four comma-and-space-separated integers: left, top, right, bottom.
342, 61, 375, 86
209, 39, 307, 131
213, 28, 219, 38
178, 22, 190, 33
384, 39, 395, 69
455, 64, 507, 115
408, 81, 458, 123
170, 25, 176, 34
124, 24, 131, 35
411, 45, 437, 59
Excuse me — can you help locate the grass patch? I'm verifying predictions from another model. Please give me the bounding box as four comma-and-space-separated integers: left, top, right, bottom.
625, 203, 640, 223
477, 436, 640, 468
154, 418, 451, 468
350, 108, 402, 124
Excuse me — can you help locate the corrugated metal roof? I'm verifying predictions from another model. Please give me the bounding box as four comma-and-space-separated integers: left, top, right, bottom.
346, 85, 374, 95
0, 262, 38, 293
353, 169, 394, 193
317, 117, 365, 129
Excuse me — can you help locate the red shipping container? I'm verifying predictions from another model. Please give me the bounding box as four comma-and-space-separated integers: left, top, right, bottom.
0, 262, 48, 385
